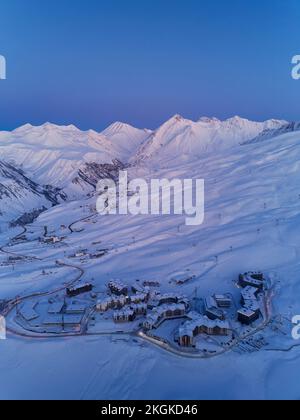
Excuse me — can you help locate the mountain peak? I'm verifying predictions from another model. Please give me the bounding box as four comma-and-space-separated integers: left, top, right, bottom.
40, 122, 81, 131
225, 115, 249, 125
12, 123, 34, 133
13, 122, 81, 134
170, 114, 185, 122
102, 121, 145, 137
106, 121, 130, 131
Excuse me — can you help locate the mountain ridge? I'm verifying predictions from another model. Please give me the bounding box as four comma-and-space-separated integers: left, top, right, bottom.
0, 115, 291, 227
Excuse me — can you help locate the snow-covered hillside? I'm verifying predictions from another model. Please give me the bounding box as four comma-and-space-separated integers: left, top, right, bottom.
243, 121, 300, 145
0, 160, 65, 229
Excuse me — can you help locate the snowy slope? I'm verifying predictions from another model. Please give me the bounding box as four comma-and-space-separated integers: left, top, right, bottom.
0, 160, 64, 228
243, 121, 300, 145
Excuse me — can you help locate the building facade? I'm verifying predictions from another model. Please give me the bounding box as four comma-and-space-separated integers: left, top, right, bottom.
108, 280, 129, 296
143, 303, 186, 330
179, 316, 232, 347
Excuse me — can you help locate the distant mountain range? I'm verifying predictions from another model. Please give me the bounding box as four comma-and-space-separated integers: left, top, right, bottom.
0, 115, 297, 228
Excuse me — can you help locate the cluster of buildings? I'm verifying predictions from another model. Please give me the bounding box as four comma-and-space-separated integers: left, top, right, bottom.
113, 303, 148, 323
95, 271, 266, 334
43, 300, 87, 327
69, 249, 108, 260
148, 292, 189, 309
16, 296, 89, 330
176, 272, 266, 348
72, 249, 88, 258
97, 279, 189, 326
14, 269, 268, 347
97, 280, 151, 323
97, 295, 128, 312
178, 314, 232, 347
96, 292, 148, 313
40, 236, 63, 245
143, 303, 186, 330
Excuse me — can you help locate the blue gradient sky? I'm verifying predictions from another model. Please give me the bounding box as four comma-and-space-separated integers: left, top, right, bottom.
0, 0, 299, 131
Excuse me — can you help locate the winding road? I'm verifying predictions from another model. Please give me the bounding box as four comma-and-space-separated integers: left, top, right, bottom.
0, 217, 277, 360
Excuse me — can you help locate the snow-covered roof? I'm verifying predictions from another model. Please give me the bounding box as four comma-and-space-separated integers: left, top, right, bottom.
237, 307, 256, 317
214, 294, 231, 301
48, 301, 65, 314
241, 286, 259, 298
97, 295, 127, 305
204, 296, 218, 309
114, 307, 135, 317
144, 303, 186, 326
131, 293, 147, 302
108, 280, 128, 290
243, 300, 260, 312
156, 293, 185, 302
68, 283, 92, 292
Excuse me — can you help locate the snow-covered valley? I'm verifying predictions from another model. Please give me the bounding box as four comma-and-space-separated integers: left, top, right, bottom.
1, 115, 300, 399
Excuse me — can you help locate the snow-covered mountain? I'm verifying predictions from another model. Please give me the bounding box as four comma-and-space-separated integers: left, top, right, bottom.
132, 115, 287, 166
102, 121, 152, 159
0, 116, 286, 194
0, 116, 288, 226
0, 122, 151, 198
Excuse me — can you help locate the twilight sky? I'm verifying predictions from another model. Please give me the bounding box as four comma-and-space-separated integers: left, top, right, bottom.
0, 0, 300, 131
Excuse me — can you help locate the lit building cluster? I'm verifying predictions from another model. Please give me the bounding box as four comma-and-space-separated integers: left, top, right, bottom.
96, 291, 149, 313
178, 316, 232, 347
